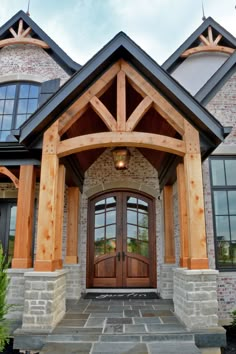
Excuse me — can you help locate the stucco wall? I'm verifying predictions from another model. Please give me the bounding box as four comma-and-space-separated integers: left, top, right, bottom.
79, 148, 162, 292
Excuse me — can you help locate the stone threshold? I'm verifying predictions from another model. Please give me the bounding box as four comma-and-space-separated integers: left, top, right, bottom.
86, 288, 157, 293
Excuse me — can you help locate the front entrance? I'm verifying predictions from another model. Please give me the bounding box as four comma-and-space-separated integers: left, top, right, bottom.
87, 191, 156, 288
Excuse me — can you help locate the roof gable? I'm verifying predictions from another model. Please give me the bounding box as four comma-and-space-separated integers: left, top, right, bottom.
162, 17, 236, 73
18, 31, 226, 156
0, 10, 81, 75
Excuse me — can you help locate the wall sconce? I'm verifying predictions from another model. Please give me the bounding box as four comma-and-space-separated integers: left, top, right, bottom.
112, 147, 130, 170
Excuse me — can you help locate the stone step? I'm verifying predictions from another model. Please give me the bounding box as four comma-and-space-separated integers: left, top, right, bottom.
40, 341, 201, 354
47, 332, 194, 343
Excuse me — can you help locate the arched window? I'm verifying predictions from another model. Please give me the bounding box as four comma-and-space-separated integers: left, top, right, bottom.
0, 82, 40, 141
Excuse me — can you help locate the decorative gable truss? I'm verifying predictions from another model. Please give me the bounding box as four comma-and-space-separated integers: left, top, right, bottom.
181, 26, 235, 58
0, 19, 49, 48
57, 60, 186, 159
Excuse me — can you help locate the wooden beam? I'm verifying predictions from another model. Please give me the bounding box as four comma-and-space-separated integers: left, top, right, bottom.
176, 163, 188, 267
58, 62, 120, 136
65, 187, 80, 264
214, 34, 222, 45
117, 70, 126, 131
54, 164, 66, 262
22, 26, 32, 38
208, 26, 214, 44
90, 96, 117, 131
199, 34, 210, 46
18, 19, 24, 36
57, 132, 186, 158
126, 96, 153, 131
163, 185, 175, 263
34, 122, 63, 272
9, 27, 17, 38
121, 61, 185, 136
0, 37, 49, 49
12, 165, 36, 268
183, 121, 208, 270
0, 166, 19, 188
181, 45, 234, 58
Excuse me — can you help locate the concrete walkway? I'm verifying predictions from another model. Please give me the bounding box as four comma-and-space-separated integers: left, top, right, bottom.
40, 298, 200, 354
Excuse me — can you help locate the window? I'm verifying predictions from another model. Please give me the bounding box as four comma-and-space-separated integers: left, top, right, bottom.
0, 201, 17, 261
210, 157, 236, 270
0, 82, 40, 141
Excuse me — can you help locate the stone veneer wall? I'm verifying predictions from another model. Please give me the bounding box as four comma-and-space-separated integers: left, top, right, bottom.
80, 148, 162, 292
0, 45, 69, 84
203, 71, 236, 323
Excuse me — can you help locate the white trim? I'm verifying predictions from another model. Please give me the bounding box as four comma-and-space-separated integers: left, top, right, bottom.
212, 145, 236, 155
0, 73, 46, 84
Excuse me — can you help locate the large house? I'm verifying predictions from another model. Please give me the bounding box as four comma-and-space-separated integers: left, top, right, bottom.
1, 9, 236, 353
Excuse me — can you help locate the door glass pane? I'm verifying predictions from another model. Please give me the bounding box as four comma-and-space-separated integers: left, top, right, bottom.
95, 227, 104, 241
95, 199, 105, 213
106, 239, 116, 253
106, 225, 116, 239
106, 197, 116, 210
127, 210, 137, 224
211, 160, 225, 186
127, 238, 138, 253
95, 213, 105, 227
106, 210, 116, 225
127, 224, 137, 239
127, 197, 137, 210
138, 199, 148, 213
138, 213, 148, 228
95, 239, 105, 257
138, 227, 148, 241
213, 191, 228, 215
225, 160, 236, 186
140, 242, 149, 257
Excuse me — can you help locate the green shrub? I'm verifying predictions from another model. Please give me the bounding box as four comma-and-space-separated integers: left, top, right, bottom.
0, 243, 10, 351
231, 309, 236, 328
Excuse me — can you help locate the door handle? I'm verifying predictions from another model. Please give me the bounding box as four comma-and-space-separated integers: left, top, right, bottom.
117, 252, 121, 261
122, 251, 126, 261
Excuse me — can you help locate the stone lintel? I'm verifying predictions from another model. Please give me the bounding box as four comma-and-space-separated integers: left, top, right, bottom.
24, 269, 68, 278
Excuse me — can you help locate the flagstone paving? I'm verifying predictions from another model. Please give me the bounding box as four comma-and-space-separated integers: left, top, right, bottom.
40, 298, 201, 354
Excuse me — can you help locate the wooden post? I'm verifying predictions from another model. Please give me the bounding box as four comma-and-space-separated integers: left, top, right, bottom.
163, 185, 175, 263
12, 165, 36, 268
65, 187, 80, 264
184, 121, 209, 269
34, 122, 64, 271
176, 163, 188, 267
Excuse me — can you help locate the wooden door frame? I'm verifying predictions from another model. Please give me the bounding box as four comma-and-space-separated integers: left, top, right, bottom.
86, 188, 156, 288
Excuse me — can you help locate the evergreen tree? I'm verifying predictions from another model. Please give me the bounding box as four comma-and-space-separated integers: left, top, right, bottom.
0, 243, 10, 351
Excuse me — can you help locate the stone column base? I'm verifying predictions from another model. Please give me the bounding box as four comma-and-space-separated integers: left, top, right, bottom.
173, 268, 219, 330
22, 269, 68, 331
160, 264, 175, 299
7, 269, 33, 321
64, 264, 82, 299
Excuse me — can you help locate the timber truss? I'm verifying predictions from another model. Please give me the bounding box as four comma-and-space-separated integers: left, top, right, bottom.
181, 26, 235, 58
0, 19, 49, 49
56, 60, 186, 158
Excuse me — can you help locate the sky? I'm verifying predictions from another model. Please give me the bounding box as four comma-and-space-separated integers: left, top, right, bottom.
0, 0, 236, 66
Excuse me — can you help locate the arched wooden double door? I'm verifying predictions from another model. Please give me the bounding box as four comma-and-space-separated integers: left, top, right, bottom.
87, 191, 156, 288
